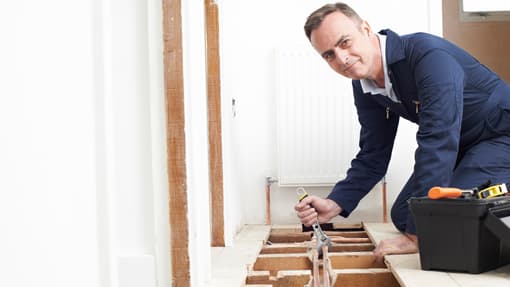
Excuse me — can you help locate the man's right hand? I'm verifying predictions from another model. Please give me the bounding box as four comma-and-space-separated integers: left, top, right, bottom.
294, 196, 342, 226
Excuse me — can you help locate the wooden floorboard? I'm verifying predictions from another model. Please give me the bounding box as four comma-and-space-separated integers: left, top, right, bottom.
211, 223, 510, 286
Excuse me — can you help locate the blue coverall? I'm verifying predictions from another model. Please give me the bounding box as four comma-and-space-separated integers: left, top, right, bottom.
327, 29, 510, 234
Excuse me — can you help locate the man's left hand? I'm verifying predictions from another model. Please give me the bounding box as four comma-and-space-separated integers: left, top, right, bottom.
373, 233, 418, 263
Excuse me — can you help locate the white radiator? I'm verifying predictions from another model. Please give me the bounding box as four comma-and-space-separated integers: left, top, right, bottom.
274, 48, 360, 186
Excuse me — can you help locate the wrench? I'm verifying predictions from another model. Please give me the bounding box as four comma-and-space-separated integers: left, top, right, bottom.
296, 187, 332, 256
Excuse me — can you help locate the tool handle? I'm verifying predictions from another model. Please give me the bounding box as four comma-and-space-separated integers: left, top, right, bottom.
296, 187, 318, 220
428, 187, 463, 199
296, 187, 309, 203
296, 188, 317, 210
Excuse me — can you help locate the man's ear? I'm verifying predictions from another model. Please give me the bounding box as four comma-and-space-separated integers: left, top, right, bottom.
361, 20, 372, 36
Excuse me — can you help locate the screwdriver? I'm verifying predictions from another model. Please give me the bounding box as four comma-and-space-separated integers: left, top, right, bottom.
428, 182, 508, 199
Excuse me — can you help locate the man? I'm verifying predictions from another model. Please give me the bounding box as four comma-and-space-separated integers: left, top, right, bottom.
294, 2, 510, 259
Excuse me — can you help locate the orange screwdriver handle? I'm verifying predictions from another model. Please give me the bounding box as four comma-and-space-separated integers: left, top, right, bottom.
428, 187, 463, 199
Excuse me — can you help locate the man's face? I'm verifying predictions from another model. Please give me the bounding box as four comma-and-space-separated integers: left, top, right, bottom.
310, 11, 375, 80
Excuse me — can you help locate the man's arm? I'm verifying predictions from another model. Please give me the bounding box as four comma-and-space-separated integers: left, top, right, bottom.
402, 49, 464, 234
294, 83, 398, 226
327, 82, 399, 218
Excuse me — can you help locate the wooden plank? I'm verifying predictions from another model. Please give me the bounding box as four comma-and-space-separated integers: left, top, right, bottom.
268, 231, 367, 243
271, 271, 312, 287
385, 253, 510, 287
245, 270, 270, 284
246, 270, 311, 287
326, 231, 368, 238
253, 252, 385, 275
260, 242, 374, 254
331, 269, 400, 287
162, 0, 190, 286
269, 224, 302, 233
447, 264, 510, 287
328, 252, 386, 269
267, 232, 311, 243
270, 223, 364, 234
330, 236, 371, 244
260, 243, 309, 254
253, 253, 312, 275
205, 0, 225, 247
385, 254, 462, 287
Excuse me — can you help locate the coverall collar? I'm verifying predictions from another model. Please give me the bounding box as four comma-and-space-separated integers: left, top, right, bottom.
378, 29, 406, 65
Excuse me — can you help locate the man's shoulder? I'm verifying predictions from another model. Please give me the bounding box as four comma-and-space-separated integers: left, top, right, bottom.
382, 29, 444, 46
402, 31, 445, 44
383, 29, 461, 63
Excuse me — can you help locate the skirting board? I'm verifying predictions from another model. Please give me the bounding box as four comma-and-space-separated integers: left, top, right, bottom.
117, 255, 156, 287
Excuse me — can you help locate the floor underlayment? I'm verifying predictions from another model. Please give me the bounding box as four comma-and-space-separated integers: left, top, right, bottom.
209, 223, 510, 287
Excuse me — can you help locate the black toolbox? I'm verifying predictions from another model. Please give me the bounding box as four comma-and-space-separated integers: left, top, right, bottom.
409, 196, 510, 273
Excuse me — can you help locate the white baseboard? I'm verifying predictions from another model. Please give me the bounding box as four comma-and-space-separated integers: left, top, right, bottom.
117, 255, 156, 287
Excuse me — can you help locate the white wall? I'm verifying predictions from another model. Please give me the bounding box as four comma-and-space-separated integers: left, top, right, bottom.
219, 0, 443, 229
182, 1, 213, 286
0, 0, 444, 286
0, 1, 169, 287
105, 0, 169, 287
0, 1, 99, 286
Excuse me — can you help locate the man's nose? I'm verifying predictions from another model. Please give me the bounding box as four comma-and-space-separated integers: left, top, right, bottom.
333, 47, 349, 65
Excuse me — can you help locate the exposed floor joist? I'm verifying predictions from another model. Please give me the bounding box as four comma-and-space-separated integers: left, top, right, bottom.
260, 242, 374, 254
246, 225, 401, 287
267, 230, 368, 243
253, 252, 386, 274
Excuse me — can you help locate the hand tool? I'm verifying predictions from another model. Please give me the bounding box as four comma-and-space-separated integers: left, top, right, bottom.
428, 181, 508, 200
296, 187, 331, 256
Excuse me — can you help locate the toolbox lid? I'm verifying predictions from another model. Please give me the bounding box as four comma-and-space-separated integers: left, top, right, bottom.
410, 196, 510, 218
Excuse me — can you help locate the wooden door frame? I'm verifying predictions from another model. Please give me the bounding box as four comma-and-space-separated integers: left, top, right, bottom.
205, 0, 225, 247
162, 0, 226, 284
162, 0, 191, 285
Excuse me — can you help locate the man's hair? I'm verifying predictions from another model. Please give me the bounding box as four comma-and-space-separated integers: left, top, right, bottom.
304, 3, 363, 41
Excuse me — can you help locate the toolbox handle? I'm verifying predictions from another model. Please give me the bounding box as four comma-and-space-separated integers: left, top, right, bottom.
484, 205, 510, 243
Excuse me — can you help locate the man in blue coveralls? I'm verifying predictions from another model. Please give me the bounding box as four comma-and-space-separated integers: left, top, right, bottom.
294, 2, 510, 259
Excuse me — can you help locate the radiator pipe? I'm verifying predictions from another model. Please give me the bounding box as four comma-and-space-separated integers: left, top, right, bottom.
265, 176, 278, 225
382, 176, 388, 223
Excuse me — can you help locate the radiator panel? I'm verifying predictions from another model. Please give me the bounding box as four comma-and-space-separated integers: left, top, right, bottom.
275, 49, 360, 186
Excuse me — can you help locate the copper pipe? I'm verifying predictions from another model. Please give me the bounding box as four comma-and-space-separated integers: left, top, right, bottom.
265, 177, 278, 225
265, 183, 271, 225
382, 176, 388, 223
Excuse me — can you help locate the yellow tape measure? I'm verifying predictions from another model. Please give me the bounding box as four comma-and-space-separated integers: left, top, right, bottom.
476, 183, 508, 199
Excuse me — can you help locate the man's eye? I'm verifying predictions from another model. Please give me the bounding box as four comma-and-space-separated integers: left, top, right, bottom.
324, 52, 334, 61
340, 39, 351, 48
